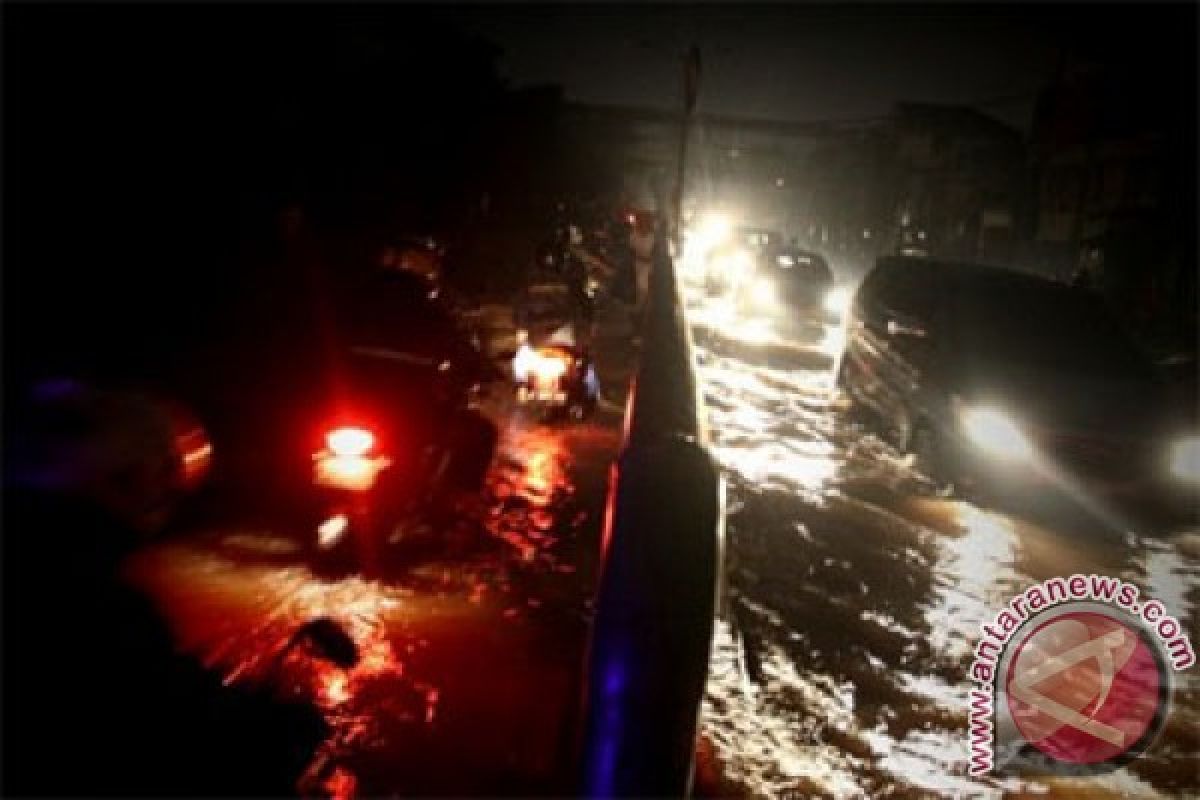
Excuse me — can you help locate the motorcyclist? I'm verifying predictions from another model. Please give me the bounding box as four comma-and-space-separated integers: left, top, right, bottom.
335, 269, 491, 401
560, 225, 595, 334
326, 268, 499, 514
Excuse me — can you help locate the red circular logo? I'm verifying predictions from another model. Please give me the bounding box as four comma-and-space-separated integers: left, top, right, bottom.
1005, 611, 1166, 765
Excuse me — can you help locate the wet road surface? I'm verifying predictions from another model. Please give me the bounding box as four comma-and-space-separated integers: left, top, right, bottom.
127, 304, 636, 796
684, 285, 1199, 798
120, 280, 1196, 798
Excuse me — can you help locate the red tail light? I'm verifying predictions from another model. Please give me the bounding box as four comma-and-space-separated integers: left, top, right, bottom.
155, 396, 213, 491
327, 426, 375, 458
315, 425, 389, 492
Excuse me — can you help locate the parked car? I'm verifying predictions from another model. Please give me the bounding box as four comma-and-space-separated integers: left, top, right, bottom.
836, 256, 1198, 506
5, 378, 213, 534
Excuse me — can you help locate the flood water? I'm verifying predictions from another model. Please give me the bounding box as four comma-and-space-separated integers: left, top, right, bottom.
685, 285, 1199, 799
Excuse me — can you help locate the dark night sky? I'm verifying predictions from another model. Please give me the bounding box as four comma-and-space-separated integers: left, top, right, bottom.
457, 4, 1192, 132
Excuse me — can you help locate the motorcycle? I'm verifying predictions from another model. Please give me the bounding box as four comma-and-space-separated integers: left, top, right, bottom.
509, 228, 609, 424
307, 354, 499, 576
307, 272, 500, 576
512, 327, 599, 422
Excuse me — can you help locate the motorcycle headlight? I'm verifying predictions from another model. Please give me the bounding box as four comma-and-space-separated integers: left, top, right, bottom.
1169, 435, 1200, 483
823, 286, 852, 317
960, 408, 1034, 461
532, 351, 569, 386
512, 342, 537, 383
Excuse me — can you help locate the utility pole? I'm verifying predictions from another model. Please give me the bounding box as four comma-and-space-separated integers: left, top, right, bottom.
673, 45, 701, 250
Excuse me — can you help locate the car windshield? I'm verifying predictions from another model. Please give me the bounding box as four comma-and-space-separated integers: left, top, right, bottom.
775, 250, 831, 278
951, 274, 1152, 380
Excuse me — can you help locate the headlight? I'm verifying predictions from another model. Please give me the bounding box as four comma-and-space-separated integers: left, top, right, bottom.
749, 277, 775, 307
512, 342, 537, 383
695, 212, 732, 249
1170, 436, 1200, 483
532, 351, 569, 386
823, 286, 852, 316
960, 408, 1034, 461
777, 254, 795, 268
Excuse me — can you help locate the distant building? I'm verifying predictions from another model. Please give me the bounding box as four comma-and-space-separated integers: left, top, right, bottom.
565, 101, 1029, 278
560, 103, 838, 233
796, 103, 1027, 276
1028, 55, 1196, 339
886, 103, 1027, 264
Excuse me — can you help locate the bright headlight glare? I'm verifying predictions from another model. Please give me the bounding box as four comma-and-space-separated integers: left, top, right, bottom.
823, 286, 852, 316
696, 212, 732, 249
750, 277, 775, 306
960, 408, 1033, 461
716, 248, 752, 276
1170, 436, 1200, 483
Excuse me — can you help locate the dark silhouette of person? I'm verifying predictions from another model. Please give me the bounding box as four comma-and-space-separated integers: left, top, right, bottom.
2, 481, 327, 797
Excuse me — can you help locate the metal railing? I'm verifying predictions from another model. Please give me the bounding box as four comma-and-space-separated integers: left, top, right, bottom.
578, 233, 724, 797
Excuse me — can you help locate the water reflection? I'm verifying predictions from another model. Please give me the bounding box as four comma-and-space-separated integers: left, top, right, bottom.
924, 503, 1021, 661
688, 287, 1199, 798
704, 621, 865, 798
126, 396, 615, 796
1138, 535, 1199, 634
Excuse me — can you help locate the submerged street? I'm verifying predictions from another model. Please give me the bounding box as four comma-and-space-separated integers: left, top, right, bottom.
125, 306, 636, 797
686, 286, 1200, 798
25, 279, 1197, 799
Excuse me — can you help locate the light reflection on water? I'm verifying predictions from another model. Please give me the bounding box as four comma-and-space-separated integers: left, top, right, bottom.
703, 621, 867, 799
924, 503, 1021, 661
128, 394, 611, 797
1138, 533, 1199, 636
688, 287, 1197, 799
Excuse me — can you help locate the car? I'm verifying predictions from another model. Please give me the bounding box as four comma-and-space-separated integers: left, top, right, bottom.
836, 256, 1199, 505
5, 378, 214, 534
703, 239, 756, 296
739, 247, 835, 322
736, 226, 783, 253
